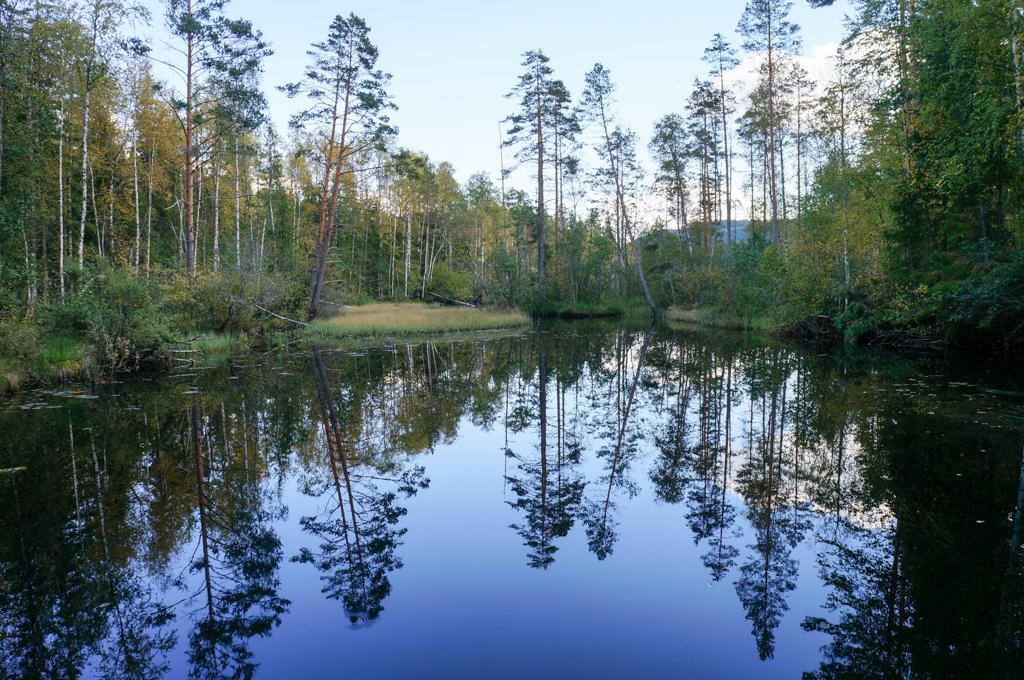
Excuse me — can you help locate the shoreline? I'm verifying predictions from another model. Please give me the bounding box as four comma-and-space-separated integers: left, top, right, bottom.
1, 303, 530, 394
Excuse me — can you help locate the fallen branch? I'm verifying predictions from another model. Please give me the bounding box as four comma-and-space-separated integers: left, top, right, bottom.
253, 303, 308, 327
428, 292, 476, 308
229, 298, 309, 327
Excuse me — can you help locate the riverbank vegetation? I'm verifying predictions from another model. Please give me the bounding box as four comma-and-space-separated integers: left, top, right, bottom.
2, 0, 1023, 389
305, 303, 529, 339
637, 0, 1024, 350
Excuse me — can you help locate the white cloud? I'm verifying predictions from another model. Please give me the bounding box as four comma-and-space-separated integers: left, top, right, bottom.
725, 41, 841, 100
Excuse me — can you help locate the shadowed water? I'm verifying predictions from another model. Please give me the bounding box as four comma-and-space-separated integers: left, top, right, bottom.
2, 322, 1024, 678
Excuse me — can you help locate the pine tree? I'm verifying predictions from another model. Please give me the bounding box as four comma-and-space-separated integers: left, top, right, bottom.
704, 33, 738, 244
649, 113, 692, 254
738, 0, 801, 243
283, 13, 394, 318
504, 49, 558, 293
579, 64, 656, 311
159, 0, 270, 275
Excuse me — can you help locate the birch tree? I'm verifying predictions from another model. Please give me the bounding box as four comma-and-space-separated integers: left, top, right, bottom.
159, 0, 270, 275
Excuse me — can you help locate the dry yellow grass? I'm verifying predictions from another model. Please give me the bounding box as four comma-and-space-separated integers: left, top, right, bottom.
307, 302, 530, 339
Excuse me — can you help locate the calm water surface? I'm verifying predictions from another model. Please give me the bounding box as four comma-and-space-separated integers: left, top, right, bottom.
3, 322, 1024, 678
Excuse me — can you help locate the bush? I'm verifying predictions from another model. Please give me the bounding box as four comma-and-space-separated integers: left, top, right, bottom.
483, 248, 530, 306
0, 318, 41, 361
165, 270, 306, 334
946, 245, 1024, 347
429, 262, 473, 303
38, 265, 172, 372
89, 268, 172, 370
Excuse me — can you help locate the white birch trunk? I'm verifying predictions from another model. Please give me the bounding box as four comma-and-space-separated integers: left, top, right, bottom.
234, 137, 241, 269
213, 155, 220, 272
58, 96, 65, 296
78, 85, 90, 265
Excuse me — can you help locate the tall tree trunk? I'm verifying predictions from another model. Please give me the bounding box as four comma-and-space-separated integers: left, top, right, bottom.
183, 9, 196, 275
213, 152, 220, 272
778, 127, 787, 225
309, 52, 356, 320
79, 75, 91, 266
403, 212, 412, 298
89, 160, 100, 257
58, 95, 65, 296
766, 19, 780, 243
535, 72, 546, 291
234, 136, 241, 269
597, 96, 655, 312
133, 132, 141, 273
146, 146, 154, 276
718, 63, 733, 245
796, 84, 803, 230
195, 159, 203, 268
107, 168, 114, 260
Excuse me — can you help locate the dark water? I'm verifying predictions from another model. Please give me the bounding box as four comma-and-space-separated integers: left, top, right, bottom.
3, 322, 1024, 679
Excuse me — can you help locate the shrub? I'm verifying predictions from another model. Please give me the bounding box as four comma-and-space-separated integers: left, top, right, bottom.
166, 270, 306, 334
946, 246, 1024, 347
0, 318, 41, 361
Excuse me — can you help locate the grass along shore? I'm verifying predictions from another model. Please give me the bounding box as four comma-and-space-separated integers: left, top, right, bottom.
1, 303, 530, 394
0, 335, 94, 393
529, 298, 653, 319
666, 306, 779, 333
304, 303, 530, 340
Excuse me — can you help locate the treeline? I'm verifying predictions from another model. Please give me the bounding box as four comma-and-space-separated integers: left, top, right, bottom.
0, 0, 633, 334
2, 0, 1023, 358
639, 0, 1024, 349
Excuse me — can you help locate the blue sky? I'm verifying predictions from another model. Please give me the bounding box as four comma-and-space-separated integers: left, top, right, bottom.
142, 0, 851, 187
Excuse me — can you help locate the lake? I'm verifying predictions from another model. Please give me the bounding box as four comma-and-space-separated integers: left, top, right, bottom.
2, 321, 1024, 678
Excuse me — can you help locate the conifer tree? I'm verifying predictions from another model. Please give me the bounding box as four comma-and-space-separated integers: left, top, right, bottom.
283, 13, 394, 318
738, 0, 800, 243
160, 0, 270, 275
504, 49, 558, 292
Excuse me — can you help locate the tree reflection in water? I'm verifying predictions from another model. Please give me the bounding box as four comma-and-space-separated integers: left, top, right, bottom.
1, 325, 1024, 676
505, 332, 585, 569
295, 350, 428, 625
186, 399, 290, 679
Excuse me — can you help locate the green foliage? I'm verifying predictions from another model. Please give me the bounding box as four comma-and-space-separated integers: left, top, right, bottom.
427, 261, 473, 302
482, 246, 531, 307
166, 270, 306, 335
0, 317, 93, 386
0, 318, 41, 363
529, 298, 650, 319
53, 266, 172, 371
947, 244, 1024, 347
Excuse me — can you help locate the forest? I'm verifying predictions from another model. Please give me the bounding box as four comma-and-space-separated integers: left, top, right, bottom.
1, 0, 1023, 387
